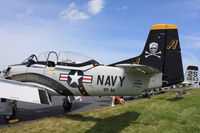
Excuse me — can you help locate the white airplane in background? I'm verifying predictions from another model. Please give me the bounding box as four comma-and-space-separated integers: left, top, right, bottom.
162, 65, 199, 97
0, 24, 184, 121
178, 66, 199, 89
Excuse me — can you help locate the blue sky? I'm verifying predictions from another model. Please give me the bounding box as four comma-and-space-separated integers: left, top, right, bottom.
0, 0, 200, 71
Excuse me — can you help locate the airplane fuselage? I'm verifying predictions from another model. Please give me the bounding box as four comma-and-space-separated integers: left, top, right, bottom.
6, 64, 162, 96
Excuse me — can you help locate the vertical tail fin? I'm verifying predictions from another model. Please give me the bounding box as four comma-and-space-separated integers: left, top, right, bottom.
110, 24, 184, 87
185, 66, 199, 84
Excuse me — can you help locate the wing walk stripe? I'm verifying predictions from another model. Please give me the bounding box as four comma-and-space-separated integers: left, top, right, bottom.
78, 85, 89, 96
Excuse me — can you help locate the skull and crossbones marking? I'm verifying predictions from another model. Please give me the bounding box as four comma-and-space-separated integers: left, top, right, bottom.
145, 42, 161, 58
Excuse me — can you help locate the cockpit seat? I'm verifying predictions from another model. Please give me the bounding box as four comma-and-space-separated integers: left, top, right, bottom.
47, 61, 56, 67
27, 60, 36, 67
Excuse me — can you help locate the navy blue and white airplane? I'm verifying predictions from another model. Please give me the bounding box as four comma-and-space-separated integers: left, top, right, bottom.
0, 24, 184, 120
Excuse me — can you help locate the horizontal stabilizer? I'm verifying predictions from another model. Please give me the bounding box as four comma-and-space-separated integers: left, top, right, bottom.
116, 64, 160, 74
0, 78, 51, 105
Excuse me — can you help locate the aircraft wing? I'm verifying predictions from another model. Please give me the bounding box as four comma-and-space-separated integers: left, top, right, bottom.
0, 78, 51, 105
116, 64, 160, 74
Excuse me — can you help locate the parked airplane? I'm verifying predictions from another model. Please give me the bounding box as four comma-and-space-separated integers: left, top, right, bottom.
180, 65, 199, 89
162, 66, 199, 95
0, 24, 184, 121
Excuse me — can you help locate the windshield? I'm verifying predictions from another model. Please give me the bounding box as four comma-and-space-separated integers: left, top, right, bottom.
58, 51, 92, 64
21, 54, 38, 64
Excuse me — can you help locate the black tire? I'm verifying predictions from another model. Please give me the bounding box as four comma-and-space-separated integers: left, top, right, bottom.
4, 107, 16, 121
63, 101, 72, 112
129, 97, 134, 100
143, 93, 149, 98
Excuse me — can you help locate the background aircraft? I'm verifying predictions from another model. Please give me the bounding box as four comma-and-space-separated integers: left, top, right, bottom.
179, 66, 199, 89
0, 24, 184, 121
161, 65, 199, 97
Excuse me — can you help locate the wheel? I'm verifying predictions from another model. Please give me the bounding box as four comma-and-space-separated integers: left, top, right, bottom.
143, 93, 149, 98
129, 96, 134, 100
4, 107, 16, 120
63, 101, 72, 112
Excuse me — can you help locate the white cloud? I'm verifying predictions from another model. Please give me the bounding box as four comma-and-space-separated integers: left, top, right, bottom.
16, 8, 33, 18
68, 2, 75, 8
118, 6, 127, 10
88, 0, 105, 14
59, 0, 106, 21
59, 2, 89, 20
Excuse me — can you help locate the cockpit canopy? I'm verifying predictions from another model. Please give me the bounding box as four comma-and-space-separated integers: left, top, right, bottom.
22, 51, 99, 67
58, 51, 93, 64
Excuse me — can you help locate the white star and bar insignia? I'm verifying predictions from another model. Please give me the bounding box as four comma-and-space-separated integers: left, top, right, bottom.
59, 71, 93, 87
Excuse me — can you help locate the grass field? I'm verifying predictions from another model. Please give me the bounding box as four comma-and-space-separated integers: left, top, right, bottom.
1, 89, 200, 133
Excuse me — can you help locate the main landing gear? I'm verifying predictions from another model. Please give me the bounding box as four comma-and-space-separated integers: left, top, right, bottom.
62, 96, 82, 112
62, 96, 72, 112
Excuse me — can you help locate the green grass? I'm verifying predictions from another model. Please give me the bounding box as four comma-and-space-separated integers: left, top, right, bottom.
1, 89, 200, 133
